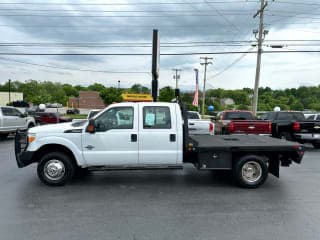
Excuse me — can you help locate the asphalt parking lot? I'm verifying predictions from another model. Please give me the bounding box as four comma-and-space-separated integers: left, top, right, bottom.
0, 136, 320, 240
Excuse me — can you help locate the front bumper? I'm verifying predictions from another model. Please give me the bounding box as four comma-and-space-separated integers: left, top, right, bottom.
14, 130, 36, 168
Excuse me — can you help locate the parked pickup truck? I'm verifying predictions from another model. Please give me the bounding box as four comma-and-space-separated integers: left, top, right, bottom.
34, 112, 72, 125
187, 111, 214, 135
0, 106, 35, 139
215, 110, 271, 135
15, 102, 304, 188
260, 111, 320, 148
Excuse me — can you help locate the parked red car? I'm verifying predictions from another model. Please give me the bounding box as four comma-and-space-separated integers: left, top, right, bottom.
34, 112, 72, 125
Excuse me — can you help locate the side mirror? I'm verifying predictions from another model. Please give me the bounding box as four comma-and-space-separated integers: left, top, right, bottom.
20, 113, 27, 118
86, 119, 95, 134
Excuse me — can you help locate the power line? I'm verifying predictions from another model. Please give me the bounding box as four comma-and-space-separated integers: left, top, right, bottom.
0, 50, 318, 56
0, 13, 251, 18
208, 47, 255, 80
0, 57, 150, 74
0, 1, 258, 6
0, 8, 254, 14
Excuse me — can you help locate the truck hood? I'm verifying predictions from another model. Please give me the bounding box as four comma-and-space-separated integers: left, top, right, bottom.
29, 122, 84, 134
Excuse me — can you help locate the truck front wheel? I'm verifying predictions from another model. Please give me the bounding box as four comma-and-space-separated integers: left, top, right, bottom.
37, 152, 75, 186
233, 155, 268, 188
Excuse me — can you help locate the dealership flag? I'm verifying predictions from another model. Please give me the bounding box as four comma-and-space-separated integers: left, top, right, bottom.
192, 69, 199, 107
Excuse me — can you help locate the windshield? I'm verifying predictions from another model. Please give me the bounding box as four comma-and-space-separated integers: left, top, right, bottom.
188, 112, 200, 119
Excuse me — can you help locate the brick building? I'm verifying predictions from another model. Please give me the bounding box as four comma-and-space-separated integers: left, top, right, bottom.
68, 91, 105, 109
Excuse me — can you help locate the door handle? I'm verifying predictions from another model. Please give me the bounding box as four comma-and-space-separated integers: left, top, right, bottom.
131, 134, 137, 142
189, 123, 195, 125
170, 134, 176, 142
85, 145, 95, 150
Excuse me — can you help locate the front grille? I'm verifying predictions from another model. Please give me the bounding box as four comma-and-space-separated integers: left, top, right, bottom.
14, 129, 28, 156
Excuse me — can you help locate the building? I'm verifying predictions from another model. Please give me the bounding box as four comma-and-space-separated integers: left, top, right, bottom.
0, 92, 23, 106
220, 98, 235, 106
68, 91, 105, 109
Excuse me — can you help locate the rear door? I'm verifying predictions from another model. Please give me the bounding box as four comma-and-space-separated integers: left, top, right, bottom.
138, 104, 179, 165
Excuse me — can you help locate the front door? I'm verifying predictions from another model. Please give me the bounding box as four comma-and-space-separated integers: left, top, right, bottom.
138, 105, 179, 165
82, 105, 138, 166
1, 107, 26, 130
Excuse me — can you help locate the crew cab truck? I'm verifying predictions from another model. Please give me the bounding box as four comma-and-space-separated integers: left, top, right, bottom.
0, 106, 35, 140
215, 110, 271, 135
260, 111, 320, 148
15, 102, 304, 188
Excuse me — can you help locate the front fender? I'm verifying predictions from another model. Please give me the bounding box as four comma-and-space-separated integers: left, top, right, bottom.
28, 136, 85, 166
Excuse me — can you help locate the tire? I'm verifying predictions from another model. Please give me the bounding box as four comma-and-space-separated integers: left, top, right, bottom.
28, 123, 35, 129
37, 152, 75, 186
312, 142, 320, 149
279, 132, 292, 141
233, 155, 268, 188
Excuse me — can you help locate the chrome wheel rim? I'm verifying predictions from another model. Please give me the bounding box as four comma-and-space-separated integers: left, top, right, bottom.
44, 159, 65, 181
241, 161, 262, 183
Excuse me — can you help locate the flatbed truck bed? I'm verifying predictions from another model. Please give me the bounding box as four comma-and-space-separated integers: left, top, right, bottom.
185, 135, 304, 186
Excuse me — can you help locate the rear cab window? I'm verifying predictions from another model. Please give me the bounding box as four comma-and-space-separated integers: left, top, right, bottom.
143, 106, 171, 129
224, 112, 254, 120
277, 112, 305, 121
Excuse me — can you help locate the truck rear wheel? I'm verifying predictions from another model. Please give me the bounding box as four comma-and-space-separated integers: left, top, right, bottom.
233, 155, 268, 188
37, 152, 75, 186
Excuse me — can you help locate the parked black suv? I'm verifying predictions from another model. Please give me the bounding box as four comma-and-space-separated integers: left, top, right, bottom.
260, 111, 320, 148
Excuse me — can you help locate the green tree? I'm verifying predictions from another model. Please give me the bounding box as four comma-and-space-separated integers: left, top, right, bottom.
88, 83, 106, 92
159, 86, 175, 102
100, 87, 122, 105
130, 84, 150, 94
63, 84, 79, 97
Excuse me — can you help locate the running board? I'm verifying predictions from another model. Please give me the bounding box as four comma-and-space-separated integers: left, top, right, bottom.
88, 165, 183, 171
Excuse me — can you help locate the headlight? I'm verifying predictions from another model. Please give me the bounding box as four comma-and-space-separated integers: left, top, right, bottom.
28, 133, 36, 143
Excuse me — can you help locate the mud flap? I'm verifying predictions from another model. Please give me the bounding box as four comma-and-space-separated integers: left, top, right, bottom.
268, 155, 279, 178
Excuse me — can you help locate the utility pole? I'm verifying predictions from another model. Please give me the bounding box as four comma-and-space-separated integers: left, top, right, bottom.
117, 80, 120, 90
172, 69, 181, 89
252, 0, 268, 115
200, 57, 213, 115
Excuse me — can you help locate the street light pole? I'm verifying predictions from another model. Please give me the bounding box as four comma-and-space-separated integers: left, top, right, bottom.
200, 57, 213, 115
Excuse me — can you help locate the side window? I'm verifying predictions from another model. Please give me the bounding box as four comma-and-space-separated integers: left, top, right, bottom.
95, 107, 133, 132
12, 108, 22, 117
143, 106, 171, 129
307, 115, 315, 120
277, 112, 292, 120
1, 107, 14, 116
316, 115, 320, 121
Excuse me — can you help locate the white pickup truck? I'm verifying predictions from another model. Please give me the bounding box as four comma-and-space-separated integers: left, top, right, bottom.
0, 106, 35, 139
15, 102, 304, 188
187, 111, 214, 135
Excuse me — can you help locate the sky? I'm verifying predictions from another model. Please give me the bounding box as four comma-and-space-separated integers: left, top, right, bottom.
0, 0, 320, 91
